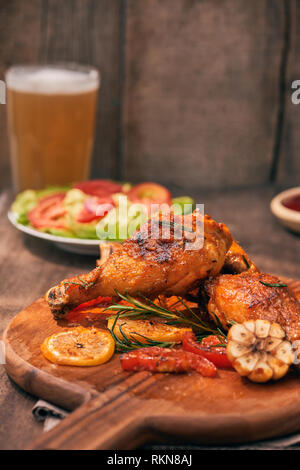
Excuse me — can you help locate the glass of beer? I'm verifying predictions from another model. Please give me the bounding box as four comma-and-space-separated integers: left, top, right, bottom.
6, 64, 100, 191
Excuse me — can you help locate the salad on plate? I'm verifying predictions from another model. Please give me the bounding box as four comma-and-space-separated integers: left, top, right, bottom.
10, 180, 194, 242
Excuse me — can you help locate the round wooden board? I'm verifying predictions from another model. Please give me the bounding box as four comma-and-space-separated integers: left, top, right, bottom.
3, 278, 300, 450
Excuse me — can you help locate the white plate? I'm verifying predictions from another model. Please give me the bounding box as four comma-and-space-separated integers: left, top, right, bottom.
8, 211, 108, 255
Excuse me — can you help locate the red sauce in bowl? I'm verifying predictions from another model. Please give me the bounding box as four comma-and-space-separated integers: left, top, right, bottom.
282, 194, 300, 212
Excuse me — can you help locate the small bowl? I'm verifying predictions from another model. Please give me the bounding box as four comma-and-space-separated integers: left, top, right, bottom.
270, 187, 300, 234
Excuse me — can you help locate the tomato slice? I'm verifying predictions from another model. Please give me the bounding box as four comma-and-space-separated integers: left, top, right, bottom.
84, 196, 114, 215
76, 208, 99, 223
182, 333, 232, 369
76, 195, 114, 223
120, 347, 217, 377
127, 183, 172, 209
28, 193, 67, 229
73, 180, 123, 198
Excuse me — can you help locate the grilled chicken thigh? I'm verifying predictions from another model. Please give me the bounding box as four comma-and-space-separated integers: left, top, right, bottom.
205, 272, 300, 343
47, 210, 232, 319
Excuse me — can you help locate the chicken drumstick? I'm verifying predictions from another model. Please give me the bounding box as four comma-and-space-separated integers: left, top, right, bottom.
47, 210, 232, 319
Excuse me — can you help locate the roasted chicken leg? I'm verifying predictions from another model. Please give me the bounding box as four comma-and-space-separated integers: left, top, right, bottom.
205, 272, 300, 343
47, 210, 232, 319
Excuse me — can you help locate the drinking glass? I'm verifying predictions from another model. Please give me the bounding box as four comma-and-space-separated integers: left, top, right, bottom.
6, 63, 100, 191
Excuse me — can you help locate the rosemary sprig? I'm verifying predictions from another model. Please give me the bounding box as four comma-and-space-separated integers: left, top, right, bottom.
62, 280, 85, 287
228, 319, 238, 326
107, 312, 175, 352
62, 275, 95, 289
242, 255, 250, 269
259, 281, 287, 288
106, 291, 227, 340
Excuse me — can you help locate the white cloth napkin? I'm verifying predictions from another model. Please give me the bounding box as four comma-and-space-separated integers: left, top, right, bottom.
32, 399, 69, 432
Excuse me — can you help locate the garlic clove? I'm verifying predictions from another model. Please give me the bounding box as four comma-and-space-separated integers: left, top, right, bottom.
269, 323, 285, 339
228, 323, 255, 345
273, 340, 294, 365
233, 351, 260, 376
248, 359, 273, 383
264, 337, 282, 352
255, 319, 271, 339
267, 355, 290, 380
226, 340, 252, 360
243, 321, 256, 334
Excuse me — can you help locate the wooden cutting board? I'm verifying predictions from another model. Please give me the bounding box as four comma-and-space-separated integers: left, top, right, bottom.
3, 278, 300, 450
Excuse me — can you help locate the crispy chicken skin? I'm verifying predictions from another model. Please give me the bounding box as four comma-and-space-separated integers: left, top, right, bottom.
205, 272, 300, 343
223, 240, 259, 274
47, 210, 232, 319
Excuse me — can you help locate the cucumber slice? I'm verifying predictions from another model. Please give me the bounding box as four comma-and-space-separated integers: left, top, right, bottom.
171, 196, 195, 215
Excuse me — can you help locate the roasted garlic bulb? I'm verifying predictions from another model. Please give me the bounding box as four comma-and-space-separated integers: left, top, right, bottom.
226, 320, 294, 383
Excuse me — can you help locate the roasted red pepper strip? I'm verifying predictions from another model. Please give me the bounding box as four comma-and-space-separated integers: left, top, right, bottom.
70, 296, 113, 312
66, 296, 113, 320
120, 346, 217, 377
182, 333, 232, 369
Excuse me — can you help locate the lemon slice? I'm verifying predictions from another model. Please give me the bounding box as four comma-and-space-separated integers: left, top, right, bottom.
41, 326, 115, 366
107, 317, 191, 344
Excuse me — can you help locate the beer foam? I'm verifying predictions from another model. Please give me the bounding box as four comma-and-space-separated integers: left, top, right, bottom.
6, 66, 99, 94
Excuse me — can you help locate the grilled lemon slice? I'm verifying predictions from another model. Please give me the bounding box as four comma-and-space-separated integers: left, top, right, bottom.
107, 317, 191, 344
41, 327, 115, 366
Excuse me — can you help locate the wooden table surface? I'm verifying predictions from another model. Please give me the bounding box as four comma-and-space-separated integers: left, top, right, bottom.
0, 185, 299, 450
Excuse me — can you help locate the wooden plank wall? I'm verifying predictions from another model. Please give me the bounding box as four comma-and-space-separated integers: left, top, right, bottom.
0, 0, 298, 192
124, 0, 284, 191
278, 0, 300, 186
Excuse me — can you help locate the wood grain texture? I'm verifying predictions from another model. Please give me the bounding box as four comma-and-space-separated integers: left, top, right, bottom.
123, 0, 284, 191
2, 278, 300, 449
0, 0, 122, 188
